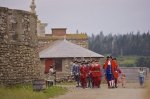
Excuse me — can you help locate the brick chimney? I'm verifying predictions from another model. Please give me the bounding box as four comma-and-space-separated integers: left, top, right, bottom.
52, 28, 67, 36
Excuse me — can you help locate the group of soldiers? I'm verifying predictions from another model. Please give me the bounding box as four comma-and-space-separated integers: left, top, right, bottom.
71, 56, 122, 89
71, 60, 102, 88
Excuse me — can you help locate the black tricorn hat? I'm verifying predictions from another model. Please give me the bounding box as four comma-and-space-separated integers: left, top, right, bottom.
96, 59, 99, 62
73, 61, 77, 63
107, 55, 112, 59
109, 55, 112, 58
106, 56, 110, 58
113, 57, 117, 60
77, 61, 81, 63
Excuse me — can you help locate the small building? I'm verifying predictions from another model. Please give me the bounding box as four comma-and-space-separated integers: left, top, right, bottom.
39, 40, 104, 79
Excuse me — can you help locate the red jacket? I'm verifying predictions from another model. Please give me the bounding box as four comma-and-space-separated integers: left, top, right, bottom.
80, 65, 88, 78
103, 60, 117, 74
114, 71, 119, 78
103, 60, 117, 68
95, 64, 101, 77
90, 64, 101, 77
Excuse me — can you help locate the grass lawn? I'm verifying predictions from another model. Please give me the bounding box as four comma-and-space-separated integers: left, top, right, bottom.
0, 85, 67, 99
116, 56, 139, 67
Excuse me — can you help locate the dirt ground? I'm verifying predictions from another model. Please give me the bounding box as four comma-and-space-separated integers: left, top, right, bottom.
51, 83, 146, 99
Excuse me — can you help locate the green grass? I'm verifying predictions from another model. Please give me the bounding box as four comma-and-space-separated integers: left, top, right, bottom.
116, 56, 139, 67
0, 85, 67, 99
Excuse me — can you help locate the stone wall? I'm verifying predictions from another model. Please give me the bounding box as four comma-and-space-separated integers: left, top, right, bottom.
0, 7, 43, 86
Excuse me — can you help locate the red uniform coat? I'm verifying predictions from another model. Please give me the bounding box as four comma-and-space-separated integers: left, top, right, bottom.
114, 71, 119, 79
94, 64, 101, 77
103, 60, 117, 74
80, 65, 88, 78
91, 63, 101, 87
90, 65, 96, 78
80, 65, 88, 88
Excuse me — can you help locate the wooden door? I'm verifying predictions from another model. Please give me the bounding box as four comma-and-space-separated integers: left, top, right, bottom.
45, 58, 54, 74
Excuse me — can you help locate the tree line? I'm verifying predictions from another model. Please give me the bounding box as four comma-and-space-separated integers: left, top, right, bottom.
89, 31, 150, 56
136, 57, 150, 68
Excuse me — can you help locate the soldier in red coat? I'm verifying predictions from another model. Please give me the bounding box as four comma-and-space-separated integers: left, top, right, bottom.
94, 60, 102, 88
112, 58, 121, 88
80, 62, 88, 88
114, 68, 119, 88
90, 60, 101, 88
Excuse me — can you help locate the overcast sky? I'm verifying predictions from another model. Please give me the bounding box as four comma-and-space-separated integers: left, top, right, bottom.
0, 0, 150, 35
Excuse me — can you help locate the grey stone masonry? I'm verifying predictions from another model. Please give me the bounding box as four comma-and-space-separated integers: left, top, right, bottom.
0, 7, 43, 86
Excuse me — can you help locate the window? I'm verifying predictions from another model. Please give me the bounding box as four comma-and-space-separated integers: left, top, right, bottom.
54, 58, 62, 72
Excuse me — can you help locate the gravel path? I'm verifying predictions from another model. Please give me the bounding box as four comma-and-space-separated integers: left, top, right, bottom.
51, 83, 146, 99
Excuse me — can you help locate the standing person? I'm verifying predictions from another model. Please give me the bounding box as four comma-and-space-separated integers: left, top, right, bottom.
94, 60, 102, 88
49, 65, 56, 74
48, 65, 56, 85
71, 61, 80, 87
80, 61, 88, 88
87, 61, 92, 88
103, 56, 115, 88
121, 73, 126, 88
103, 56, 110, 88
112, 58, 121, 88
112, 58, 119, 72
90, 60, 96, 88
138, 67, 145, 87
114, 68, 120, 88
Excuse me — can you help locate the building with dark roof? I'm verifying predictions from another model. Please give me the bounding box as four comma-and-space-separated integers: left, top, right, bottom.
39, 40, 104, 80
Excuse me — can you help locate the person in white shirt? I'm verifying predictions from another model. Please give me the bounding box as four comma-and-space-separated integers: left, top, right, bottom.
138, 67, 145, 87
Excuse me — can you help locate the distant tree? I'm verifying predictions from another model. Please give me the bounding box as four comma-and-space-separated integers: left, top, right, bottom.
136, 57, 150, 68
88, 31, 150, 56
